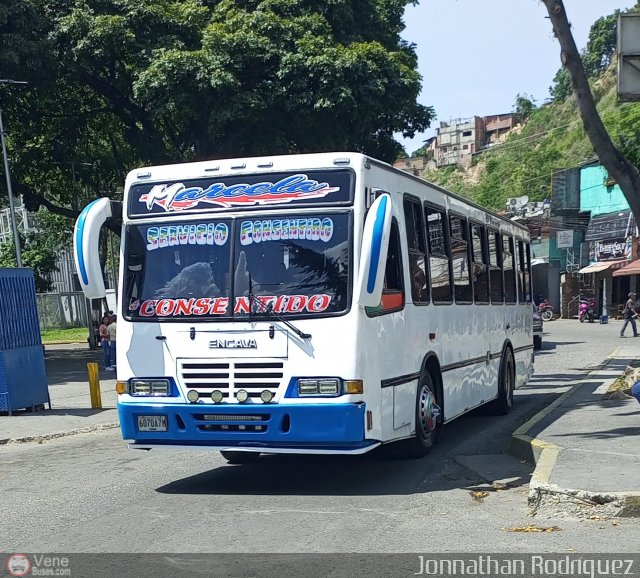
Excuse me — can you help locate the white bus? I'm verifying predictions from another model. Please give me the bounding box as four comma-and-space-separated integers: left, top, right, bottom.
74, 152, 534, 462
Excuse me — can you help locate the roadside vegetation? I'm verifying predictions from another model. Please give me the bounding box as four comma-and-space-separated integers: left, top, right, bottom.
41, 327, 88, 344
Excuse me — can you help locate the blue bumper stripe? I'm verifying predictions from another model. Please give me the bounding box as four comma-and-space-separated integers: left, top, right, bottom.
118, 402, 367, 449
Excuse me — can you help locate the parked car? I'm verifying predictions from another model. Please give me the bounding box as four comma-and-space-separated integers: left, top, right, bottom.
533, 304, 543, 350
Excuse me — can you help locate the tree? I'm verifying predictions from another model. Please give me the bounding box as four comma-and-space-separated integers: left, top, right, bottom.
513, 93, 536, 122
542, 0, 640, 223
1, 0, 434, 226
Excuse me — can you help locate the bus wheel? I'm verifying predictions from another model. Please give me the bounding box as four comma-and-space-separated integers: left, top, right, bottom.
487, 349, 515, 415
398, 374, 441, 459
220, 451, 261, 464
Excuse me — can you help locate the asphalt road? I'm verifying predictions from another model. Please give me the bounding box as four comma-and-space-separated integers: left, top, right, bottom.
1, 319, 639, 553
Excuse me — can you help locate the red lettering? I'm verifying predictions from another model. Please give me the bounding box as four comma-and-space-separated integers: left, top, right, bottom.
140, 300, 157, 317
284, 295, 306, 313
210, 297, 229, 315
307, 294, 331, 312
193, 298, 211, 315
274, 295, 287, 313
156, 299, 176, 317
234, 296, 250, 314
174, 298, 195, 316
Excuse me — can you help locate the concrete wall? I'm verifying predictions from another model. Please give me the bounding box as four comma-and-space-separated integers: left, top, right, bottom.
580, 165, 630, 215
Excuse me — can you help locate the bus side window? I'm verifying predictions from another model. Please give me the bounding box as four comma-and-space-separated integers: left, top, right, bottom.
524, 242, 532, 302
403, 196, 429, 304
516, 239, 526, 303
488, 229, 504, 304
425, 206, 452, 303
503, 235, 517, 303
380, 219, 405, 311
470, 223, 489, 304
450, 215, 472, 303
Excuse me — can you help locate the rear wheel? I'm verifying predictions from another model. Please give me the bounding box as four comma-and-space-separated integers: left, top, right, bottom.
220, 451, 261, 464
541, 310, 553, 322
487, 349, 515, 415
396, 374, 441, 459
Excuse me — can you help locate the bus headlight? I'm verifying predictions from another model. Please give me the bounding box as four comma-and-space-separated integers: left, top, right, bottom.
130, 379, 170, 396
298, 378, 340, 396
260, 390, 273, 403
236, 389, 249, 403
186, 389, 200, 403
211, 390, 224, 403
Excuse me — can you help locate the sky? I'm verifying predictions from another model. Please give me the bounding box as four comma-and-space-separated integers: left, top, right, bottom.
398, 0, 637, 155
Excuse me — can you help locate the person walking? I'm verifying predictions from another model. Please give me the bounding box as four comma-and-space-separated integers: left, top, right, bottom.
99, 315, 110, 369
620, 292, 638, 337
106, 315, 117, 370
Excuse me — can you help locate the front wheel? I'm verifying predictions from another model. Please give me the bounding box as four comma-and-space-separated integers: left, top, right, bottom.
541, 310, 553, 322
220, 451, 261, 464
396, 374, 441, 459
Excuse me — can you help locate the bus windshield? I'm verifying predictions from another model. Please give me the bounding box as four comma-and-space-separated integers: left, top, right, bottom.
124, 212, 351, 320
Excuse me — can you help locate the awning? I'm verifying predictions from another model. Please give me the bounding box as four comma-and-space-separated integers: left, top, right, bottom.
578, 259, 628, 274
613, 259, 640, 277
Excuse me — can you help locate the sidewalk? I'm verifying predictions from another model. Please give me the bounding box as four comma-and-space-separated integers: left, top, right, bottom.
510, 343, 640, 517
0, 344, 120, 444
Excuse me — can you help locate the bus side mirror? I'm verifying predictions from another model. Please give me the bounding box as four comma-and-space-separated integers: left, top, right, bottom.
356, 193, 392, 307
74, 198, 115, 299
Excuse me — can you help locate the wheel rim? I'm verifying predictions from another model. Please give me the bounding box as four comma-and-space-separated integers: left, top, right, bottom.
418, 384, 438, 437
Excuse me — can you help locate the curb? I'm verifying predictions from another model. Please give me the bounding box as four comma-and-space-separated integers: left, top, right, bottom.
508, 351, 640, 517
0, 422, 120, 446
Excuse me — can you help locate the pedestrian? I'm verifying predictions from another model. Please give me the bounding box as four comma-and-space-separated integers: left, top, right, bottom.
619, 292, 638, 337
99, 315, 110, 369
107, 314, 117, 370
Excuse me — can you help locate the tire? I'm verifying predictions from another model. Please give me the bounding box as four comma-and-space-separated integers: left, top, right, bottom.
541, 310, 553, 322
533, 335, 542, 350
396, 374, 441, 459
486, 348, 515, 415
579, 315, 585, 323
220, 451, 261, 464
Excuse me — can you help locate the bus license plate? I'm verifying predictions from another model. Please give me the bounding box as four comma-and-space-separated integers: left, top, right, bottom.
137, 415, 167, 432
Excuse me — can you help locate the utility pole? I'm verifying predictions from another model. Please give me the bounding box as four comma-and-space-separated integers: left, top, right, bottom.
0, 79, 28, 267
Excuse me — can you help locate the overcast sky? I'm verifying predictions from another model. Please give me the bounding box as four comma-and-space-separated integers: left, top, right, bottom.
398, 0, 636, 155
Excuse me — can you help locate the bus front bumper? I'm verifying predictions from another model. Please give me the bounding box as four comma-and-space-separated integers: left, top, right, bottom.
118, 401, 376, 453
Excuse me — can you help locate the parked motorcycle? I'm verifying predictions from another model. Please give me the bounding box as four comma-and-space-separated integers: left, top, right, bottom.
538, 300, 553, 322
578, 299, 596, 323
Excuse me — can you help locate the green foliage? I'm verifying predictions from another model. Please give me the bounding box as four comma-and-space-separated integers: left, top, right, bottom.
0, 0, 434, 226
513, 93, 536, 122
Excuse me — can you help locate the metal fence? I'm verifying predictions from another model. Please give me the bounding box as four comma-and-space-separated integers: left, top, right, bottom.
36, 292, 89, 330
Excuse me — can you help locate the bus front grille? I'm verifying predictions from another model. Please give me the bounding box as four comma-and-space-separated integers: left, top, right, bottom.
179, 360, 284, 402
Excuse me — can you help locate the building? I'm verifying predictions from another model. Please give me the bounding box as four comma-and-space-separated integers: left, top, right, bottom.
433, 114, 519, 169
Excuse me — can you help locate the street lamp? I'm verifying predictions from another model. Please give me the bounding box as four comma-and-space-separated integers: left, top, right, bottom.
0, 79, 28, 268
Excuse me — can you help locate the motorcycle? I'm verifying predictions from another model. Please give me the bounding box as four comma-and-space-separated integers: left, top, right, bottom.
538, 300, 553, 322
578, 299, 596, 323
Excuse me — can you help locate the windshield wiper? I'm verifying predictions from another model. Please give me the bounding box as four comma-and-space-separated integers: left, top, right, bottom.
246, 270, 311, 339
257, 301, 312, 340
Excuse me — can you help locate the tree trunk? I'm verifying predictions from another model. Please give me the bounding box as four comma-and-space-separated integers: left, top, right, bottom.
542, 0, 640, 224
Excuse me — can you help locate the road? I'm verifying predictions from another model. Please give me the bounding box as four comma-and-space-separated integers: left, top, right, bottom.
1, 319, 639, 553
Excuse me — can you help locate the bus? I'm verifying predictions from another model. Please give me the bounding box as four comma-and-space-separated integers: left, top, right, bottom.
74, 152, 534, 462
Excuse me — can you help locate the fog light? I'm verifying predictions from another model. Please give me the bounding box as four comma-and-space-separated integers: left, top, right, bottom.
236, 389, 249, 403
187, 389, 199, 403
260, 390, 273, 403
211, 390, 224, 403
